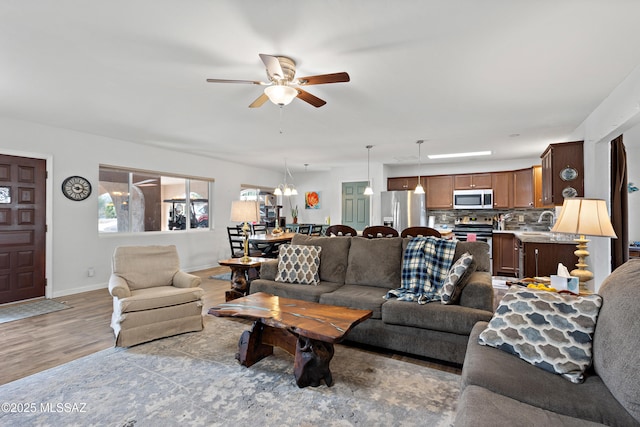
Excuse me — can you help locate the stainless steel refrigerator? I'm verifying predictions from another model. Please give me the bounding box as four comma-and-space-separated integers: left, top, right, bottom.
380, 191, 427, 233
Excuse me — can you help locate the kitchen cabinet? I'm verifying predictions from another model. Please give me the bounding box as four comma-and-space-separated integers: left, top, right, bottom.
454, 173, 492, 190
520, 241, 577, 278
513, 168, 534, 208
493, 233, 519, 277
387, 176, 419, 191
491, 172, 512, 208
541, 141, 584, 205
532, 165, 550, 208
426, 175, 453, 209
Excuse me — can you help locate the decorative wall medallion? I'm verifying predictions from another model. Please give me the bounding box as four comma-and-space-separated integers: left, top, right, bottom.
560, 167, 578, 181
0, 186, 10, 203
562, 186, 578, 198
62, 176, 92, 201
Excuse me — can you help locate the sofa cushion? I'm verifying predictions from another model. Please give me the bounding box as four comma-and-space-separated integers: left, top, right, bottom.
249, 279, 342, 303
291, 234, 351, 284
478, 288, 602, 383
593, 259, 640, 423
454, 241, 490, 272
463, 322, 638, 426
319, 284, 387, 319
441, 252, 475, 305
115, 286, 204, 313
275, 244, 321, 285
345, 237, 403, 289
382, 298, 492, 335
112, 245, 180, 290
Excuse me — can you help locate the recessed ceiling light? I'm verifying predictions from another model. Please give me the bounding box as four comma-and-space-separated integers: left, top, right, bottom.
427, 151, 492, 159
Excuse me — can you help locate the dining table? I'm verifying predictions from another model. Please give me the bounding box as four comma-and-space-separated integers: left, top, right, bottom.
248, 231, 297, 257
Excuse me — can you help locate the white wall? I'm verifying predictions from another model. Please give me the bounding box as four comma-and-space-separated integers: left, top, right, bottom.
0, 117, 281, 298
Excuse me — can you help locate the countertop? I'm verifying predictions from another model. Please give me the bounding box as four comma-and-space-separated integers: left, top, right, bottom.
492, 229, 576, 244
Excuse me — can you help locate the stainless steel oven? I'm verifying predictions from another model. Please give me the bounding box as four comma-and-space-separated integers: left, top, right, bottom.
453, 189, 493, 209
453, 215, 494, 273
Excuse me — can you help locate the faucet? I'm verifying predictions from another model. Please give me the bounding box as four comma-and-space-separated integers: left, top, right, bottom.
537, 210, 556, 229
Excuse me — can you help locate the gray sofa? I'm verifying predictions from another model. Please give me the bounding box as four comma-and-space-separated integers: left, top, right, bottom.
455, 259, 640, 427
250, 234, 494, 364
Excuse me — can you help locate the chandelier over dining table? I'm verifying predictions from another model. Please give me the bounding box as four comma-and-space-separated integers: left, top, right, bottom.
274, 159, 298, 196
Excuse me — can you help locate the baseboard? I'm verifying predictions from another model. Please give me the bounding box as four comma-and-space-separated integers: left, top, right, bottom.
52, 282, 108, 298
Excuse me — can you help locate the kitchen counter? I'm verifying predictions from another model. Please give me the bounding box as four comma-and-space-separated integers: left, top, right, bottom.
492, 229, 576, 244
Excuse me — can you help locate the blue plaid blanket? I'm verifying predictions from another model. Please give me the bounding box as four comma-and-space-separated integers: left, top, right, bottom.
385, 237, 457, 304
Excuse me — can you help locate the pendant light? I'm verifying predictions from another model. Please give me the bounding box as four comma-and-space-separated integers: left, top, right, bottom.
414, 140, 425, 194
274, 159, 298, 196
364, 145, 374, 195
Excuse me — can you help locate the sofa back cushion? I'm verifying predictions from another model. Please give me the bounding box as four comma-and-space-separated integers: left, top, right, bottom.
593, 259, 640, 423
453, 241, 490, 272
345, 237, 403, 288
291, 234, 351, 284
112, 245, 179, 290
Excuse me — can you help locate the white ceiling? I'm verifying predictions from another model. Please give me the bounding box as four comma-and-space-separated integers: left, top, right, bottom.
2, 1, 640, 173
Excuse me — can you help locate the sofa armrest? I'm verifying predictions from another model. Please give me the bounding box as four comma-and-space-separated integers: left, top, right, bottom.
259, 260, 279, 280
459, 271, 494, 312
173, 270, 202, 288
108, 274, 131, 298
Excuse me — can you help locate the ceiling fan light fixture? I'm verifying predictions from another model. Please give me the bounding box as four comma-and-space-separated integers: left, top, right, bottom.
264, 85, 298, 106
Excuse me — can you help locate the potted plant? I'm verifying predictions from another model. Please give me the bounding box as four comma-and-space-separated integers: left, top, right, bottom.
291, 205, 298, 224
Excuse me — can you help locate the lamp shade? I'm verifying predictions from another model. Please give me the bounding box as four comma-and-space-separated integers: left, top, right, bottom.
230, 200, 260, 223
551, 198, 617, 238
264, 85, 298, 106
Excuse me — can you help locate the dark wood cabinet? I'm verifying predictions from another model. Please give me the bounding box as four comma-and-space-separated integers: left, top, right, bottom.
541, 141, 584, 206
521, 241, 577, 278
491, 172, 512, 208
493, 233, 519, 277
454, 173, 492, 190
426, 175, 453, 209
387, 176, 419, 191
513, 168, 534, 208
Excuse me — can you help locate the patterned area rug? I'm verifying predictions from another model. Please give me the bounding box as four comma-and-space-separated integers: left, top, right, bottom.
0, 315, 460, 426
0, 299, 70, 324
209, 273, 232, 281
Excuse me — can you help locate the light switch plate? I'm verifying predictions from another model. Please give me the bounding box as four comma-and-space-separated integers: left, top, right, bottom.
518, 215, 525, 222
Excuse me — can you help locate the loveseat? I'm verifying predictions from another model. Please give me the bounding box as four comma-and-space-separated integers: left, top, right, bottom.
455, 259, 640, 426
250, 234, 494, 364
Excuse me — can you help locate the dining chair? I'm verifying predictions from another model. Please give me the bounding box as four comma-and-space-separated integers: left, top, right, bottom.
227, 226, 263, 258
325, 225, 358, 236
296, 224, 311, 234
400, 226, 442, 238
309, 225, 323, 236
251, 223, 268, 235
362, 225, 399, 238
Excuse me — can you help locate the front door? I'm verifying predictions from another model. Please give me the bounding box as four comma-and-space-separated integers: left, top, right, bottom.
342, 181, 370, 231
0, 154, 47, 304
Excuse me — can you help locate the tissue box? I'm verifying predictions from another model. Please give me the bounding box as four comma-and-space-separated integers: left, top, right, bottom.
550, 275, 580, 293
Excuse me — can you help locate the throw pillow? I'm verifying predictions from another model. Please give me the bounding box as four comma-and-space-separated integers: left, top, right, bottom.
440, 252, 475, 305
478, 288, 603, 383
275, 244, 322, 285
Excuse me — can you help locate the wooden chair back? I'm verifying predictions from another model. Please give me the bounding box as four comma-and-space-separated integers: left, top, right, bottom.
362, 225, 399, 238
325, 225, 358, 236
400, 226, 442, 238
296, 224, 311, 234
251, 223, 268, 234
309, 225, 323, 236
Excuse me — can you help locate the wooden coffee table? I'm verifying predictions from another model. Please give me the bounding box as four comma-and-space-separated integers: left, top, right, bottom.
208, 292, 372, 388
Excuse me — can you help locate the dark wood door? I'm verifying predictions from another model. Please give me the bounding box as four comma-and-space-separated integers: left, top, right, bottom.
0, 154, 47, 304
342, 181, 369, 231
492, 233, 518, 277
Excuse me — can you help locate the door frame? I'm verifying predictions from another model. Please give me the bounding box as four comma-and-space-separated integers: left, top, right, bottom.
1, 149, 54, 300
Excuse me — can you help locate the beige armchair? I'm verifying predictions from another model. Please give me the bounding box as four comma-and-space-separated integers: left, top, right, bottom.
109, 245, 204, 347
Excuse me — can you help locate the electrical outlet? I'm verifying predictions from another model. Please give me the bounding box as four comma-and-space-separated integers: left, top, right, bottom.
88, 267, 95, 277
518, 215, 525, 222
441, 214, 447, 221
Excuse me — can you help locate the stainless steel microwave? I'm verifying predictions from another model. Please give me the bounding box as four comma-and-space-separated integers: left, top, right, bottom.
453, 189, 493, 209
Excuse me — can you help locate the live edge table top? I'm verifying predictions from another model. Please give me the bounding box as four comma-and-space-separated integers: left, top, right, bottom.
208, 292, 372, 344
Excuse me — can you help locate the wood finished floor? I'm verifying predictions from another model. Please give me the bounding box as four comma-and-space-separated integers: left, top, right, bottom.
0, 267, 460, 386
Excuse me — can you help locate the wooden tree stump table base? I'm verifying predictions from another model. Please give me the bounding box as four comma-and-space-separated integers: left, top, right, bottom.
208, 292, 372, 388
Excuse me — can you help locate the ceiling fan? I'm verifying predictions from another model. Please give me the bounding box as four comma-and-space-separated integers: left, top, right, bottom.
206, 54, 350, 108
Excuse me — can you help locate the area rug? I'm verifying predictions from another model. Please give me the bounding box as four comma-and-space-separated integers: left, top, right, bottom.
0, 315, 460, 426
0, 299, 70, 324
210, 272, 232, 281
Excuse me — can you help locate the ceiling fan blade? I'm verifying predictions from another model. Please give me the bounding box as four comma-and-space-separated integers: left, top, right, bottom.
259, 53, 285, 80
206, 78, 266, 85
296, 88, 327, 108
249, 93, 269, 108
297, 72, 350, 86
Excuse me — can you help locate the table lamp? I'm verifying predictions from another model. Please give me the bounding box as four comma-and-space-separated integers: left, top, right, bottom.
550, 198, 617, 293
230, 200, 260, 262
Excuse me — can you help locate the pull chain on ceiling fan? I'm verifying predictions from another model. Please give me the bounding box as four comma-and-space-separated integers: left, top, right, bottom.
206, 53, 350, 108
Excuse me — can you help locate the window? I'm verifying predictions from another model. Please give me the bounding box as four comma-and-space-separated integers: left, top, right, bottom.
98, 166, 213, 233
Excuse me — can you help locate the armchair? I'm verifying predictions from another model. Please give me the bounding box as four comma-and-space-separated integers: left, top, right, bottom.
109, 245, 204, 347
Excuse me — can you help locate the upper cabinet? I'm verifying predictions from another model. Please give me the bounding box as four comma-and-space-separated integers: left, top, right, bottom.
387, 176, 419, 191
454, 173, 492, 190
491, 172, 512, 208
541, 141, 584, 206
426, 175, 453, 209
513, 168, 534, 208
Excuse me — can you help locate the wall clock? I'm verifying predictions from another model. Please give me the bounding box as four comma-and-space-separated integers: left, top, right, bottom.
62, 176, 92, 201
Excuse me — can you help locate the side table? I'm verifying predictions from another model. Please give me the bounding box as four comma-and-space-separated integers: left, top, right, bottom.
218, 257, 271, 301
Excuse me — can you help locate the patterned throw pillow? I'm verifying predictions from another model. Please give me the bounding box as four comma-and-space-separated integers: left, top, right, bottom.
275, 244, 322, 285
440, 252, 474, 305
478, 288, 603, 383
